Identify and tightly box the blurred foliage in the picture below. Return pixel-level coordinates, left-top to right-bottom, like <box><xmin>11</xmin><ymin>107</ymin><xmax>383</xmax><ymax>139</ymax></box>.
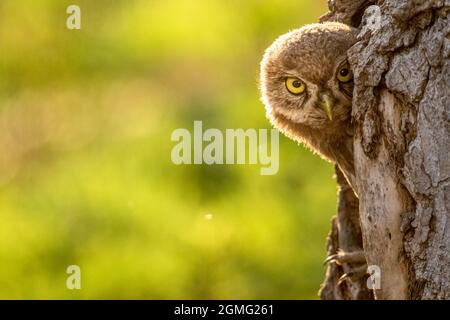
<box><xmin>0</xmin><ymin>0</ymin><xmax>335</xmax><ymax>299</ymax></box>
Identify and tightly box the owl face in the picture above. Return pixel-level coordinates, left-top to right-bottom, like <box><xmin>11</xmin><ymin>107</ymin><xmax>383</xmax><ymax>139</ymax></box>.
<box><xmin>260</xmin><ymin>22</ymin><xmax>358</xmax><ymax>130</ymax></box>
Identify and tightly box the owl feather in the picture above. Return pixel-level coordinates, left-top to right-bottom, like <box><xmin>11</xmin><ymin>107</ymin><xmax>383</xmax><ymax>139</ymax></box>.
<box><xmin>260</xmin><ymin>22</ymin><xmax>359</xmax><ymax>192</ymax></box>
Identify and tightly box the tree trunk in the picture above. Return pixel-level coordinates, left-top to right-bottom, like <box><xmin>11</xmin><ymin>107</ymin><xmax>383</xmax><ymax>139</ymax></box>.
<box><xmin>319</xmin><ymin>166</ymin><xmax>373</xmax><ymax>300</ymax></box>
<box><xmin>319</xmin><ymin>0</ymin><xmax>450</xmax><ymax>299</ymax></box>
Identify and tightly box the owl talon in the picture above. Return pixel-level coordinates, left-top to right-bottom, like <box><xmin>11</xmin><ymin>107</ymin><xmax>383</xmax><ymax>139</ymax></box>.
<box><xmin>324</xmin><ymin>250</ymin><xmax>366</xmax><ymax>266</ymax></box>
<box><xmin>337</xmin><ymin>273</ymin><xmax>350</xmax><ymax>286</ymax></box>
<box><xmin>337</xmin><ymin>264</ymin><xmax>368</xmax><ymax>286</ymax></box>
<box><xmin>325</xmin><ymin>250</ymin><xmax>368</xmax><ymax>287</ymax></box>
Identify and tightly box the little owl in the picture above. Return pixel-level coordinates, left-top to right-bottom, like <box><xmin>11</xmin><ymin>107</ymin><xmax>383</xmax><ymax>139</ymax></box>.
<box><xmin>260</xmin><ymin>22</ymin><xmax>358</xmax><ymax>191</ymax></box>
<box><xmin>259</xmin><ymin>22</ymin><xmax>367</xmax><ymax>283</ymax></box>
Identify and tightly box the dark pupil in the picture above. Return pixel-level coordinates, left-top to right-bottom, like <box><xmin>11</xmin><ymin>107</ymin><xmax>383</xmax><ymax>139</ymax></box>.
<box><xmin>340</xmin><ymin>68</ymin><xmax>349</xmax><ymax>77</ymax></box>
<box><xmin>292</xmin><ymin>80</ymin><xmax>301</xmax><ymax>88</ymax></box>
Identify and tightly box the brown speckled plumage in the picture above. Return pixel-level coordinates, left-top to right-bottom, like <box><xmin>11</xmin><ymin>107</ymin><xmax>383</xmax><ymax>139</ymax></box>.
<box><xmin>260</xmin><ymin>22</ymin><xmax>358</xmax><ymax>190</ymax></box>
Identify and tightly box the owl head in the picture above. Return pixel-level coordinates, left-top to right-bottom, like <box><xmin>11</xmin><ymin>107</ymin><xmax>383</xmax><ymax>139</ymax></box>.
<box><xmin>260</xmin><ymin>22</ymin><xmax>358</xmax><ymax>132</ymax></box>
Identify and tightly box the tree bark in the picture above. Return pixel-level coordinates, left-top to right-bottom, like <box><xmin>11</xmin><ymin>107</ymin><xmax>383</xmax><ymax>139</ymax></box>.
<box><xmin>319</xmin><ymin>166</ymin><xmax>373</xmax><ymax>300</ymax></box>
<box><xmin>319</xmin><ymin>0</ymin><xmax>450</xmax><ymax>299</ymax></box>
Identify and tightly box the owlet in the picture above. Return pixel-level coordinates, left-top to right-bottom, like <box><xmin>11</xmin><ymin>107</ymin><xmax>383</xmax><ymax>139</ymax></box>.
<box><xmin>260</xmin><ymin>22</ymin><xmax>358</xmax><ymax>190</ymax></box>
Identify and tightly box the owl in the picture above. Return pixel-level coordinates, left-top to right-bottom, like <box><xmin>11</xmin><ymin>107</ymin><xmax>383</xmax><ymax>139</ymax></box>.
<box><xmin>260</xmin><ymin>22</ymin><xmax>358</xmax><ymax>191</ymax></box>
<box><xmin>260</xmin><ymin>22</ymin><xmax>367</xmax><ymax>283</ymax></box>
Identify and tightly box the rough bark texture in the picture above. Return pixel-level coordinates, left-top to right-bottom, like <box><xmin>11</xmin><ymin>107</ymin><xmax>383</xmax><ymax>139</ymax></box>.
<box><xmin>319</xmin><ymin>167</ymin><xmax>373</xmax><ymax>300</ymax></box>
<box><xmin>320</xmin><ymin>0</ymin><xmax>449</xmax><ymax>299</ymax></box>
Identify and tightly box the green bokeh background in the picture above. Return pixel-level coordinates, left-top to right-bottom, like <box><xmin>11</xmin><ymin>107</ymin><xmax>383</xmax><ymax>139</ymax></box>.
<box><xmin>0</xmin><ymin>0</ymin><xmax>337</xmax><ymax>299</ymax></box>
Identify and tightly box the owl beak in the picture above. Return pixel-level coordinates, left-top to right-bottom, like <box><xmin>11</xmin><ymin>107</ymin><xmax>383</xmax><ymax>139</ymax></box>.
<box><xmin>319</xmin><ymin>93</ymin><xmax>334</xmax><ymax>121</ymax></box>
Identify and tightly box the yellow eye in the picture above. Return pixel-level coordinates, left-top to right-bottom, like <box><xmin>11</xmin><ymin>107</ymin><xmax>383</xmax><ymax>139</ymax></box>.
<box><xmin>285</xmin><ymin>78</ymin><xmax>306</xmax><ymax>95</ymax></box>
<box><xmin>337</xmin><ymin>63</ymin><xmax>353</xmax><ymax>83</ymax></box>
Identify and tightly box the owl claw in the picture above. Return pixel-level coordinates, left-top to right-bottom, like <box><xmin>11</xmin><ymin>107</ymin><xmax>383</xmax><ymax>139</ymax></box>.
<box><xmin>337</xmin><ymin>265</ymin><xmax>369</xmax><ymax>286</ymax></box>
<box><xmin>337</xmin><ymin>273</ymin><xmax>350</xmax><ymax>286</ymax></box>
<box><xmin>324</xmin><ymin>250</ymin><xmax>366</xmax><ymax>266</ymax></box>
<box><xmin>325</xmin><ymin>250</ymin><xmax>368</xmax><ymax>287</ymax></box>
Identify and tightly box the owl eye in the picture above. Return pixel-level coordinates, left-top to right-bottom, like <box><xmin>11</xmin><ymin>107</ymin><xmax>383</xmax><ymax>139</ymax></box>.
<box><xmin>337</xmin><ymin>63</ymin><xmax>353</xmax><ymax>83</ymax></box>
<box><xmin>285</xmin><ymin>77</ymin><xmax>306</xmax><ymax>95</ymax></box>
